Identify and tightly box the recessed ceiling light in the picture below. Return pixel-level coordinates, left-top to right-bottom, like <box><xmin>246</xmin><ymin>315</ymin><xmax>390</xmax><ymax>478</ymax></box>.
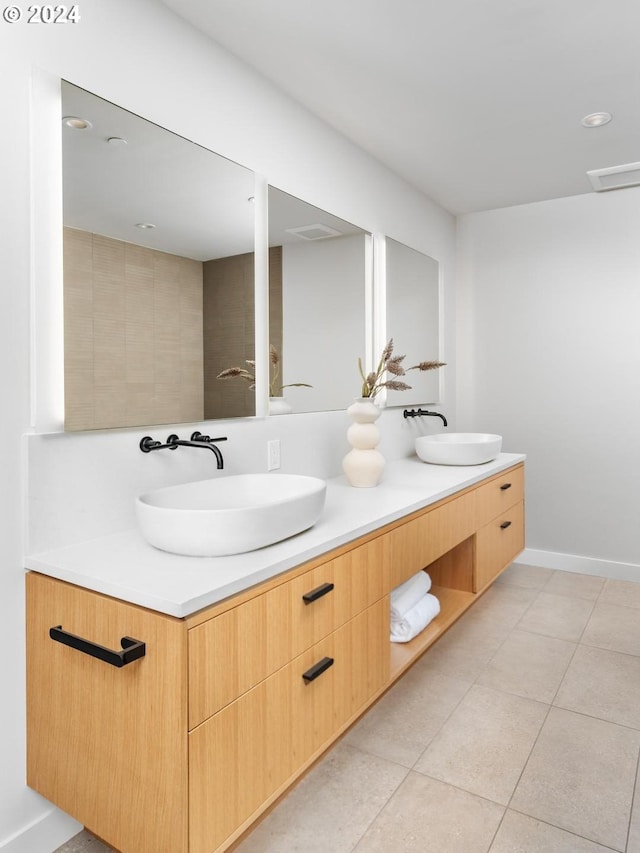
<box><xmin>135</xmin><ymin>223</ymin><xmax>156</xmax><ymax>230</ymax></box>
<box><xmin>581</xmin><ymin>112</ymin><xmax>612</xmax><ymax>128</ymax></box>
<box><xmin>107</xmin><ymin>136</ymin><xmax>128</xmax><ymax>146</ymax></box>
<box><xmin>63</xmin><ymin>115</ymin><xmax>92</xmax><ymax>130</ymax></box>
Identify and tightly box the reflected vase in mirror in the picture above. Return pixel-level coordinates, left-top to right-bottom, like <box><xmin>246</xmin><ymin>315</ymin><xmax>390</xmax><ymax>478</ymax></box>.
<box><xmin>268</xmin><ymin>397</ymin><xmax>292</xmax><ymax>415</ymax></box>
<box><xmin>342</xmin><ymin>398</ymin><xmax>385</xmax><ymax>487</ymax></box>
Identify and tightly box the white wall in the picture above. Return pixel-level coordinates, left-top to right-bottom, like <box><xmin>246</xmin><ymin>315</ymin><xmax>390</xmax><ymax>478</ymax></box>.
<box><xmin>282</xmin><ymin>234</ymin><xmax>367</xmax><ymax>413</ymax></box>
<box><xmin>457</xmin><ymin>189</ymin><xmax>640</xmax><ymax>577</ymax></box>
<box><xmin>0</xmin><ymin>2</ymin><xmax>455</xmax><ymax>850</ymax></box>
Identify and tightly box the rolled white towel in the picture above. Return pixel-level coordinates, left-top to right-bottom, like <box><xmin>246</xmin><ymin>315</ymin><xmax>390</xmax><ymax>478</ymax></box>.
<box><xmin>390</xmin><ymin>593</ymin><xmax>440</xmax><ymax>643</ymax></box>
<box><xmin>390</xmin><ymin>571</ymin><xmax>432</xmax><ymax>621</ymax></box>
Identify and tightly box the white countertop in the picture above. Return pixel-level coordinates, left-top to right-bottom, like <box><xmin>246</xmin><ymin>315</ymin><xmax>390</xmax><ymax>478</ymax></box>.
<box><xmin>25</xmin><ymin>453</ymin><xmax>525</xmax><ymax>618</ymax></box>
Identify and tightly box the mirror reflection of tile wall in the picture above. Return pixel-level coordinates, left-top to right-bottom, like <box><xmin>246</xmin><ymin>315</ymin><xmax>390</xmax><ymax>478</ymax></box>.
<box><xmin>202</xmin><ymin>247</ymin><xmax>282</xmax><ymax>419</ymax></box>
<box><xmin>64</xmin><ymin>227</ymin><xmax>204</xmax><ymax>430</ymax></box>
<box><xmin>64</xmin><ymin>229</ymin><xmax>284</xmax><ymax>429</ymax></box>
<box><xmin>62</xmin><ymin>81</ymin><xmax>256</xmax><ymax>430</ymax></box>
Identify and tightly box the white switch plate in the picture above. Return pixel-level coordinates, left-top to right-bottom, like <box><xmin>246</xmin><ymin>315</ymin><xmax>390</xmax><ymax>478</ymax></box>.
<box><xmin>267</xmin><ymin>439</ymin><xmax>281</xmax><ymax>471</ymax></box>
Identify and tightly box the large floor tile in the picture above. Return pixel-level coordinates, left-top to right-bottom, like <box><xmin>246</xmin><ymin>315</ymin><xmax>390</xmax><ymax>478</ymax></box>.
<box><xmin>599</xmin><ymin>578</ymin><xmax>640</xmax><ymax>611</ymax></box>
<box><xmin>581</xmin><ymin>601</ymin><xmax>640</xmax><ymax>656</ymax></box>
<box><xmin>420</xmin><ymin>612</ymin><xmax>511</xmax><ymax>682</ymax></box>
<box><xmin>489</xmin><ymin>810</ymin><xmax>616</xmax><ymax>853</ymax></box>
<box><xmin>469</xmin><ymin>583</ymin><xmax>539</xmax><ymax>629</ymax></box>
<box><xmin>516</xmin><ymin>591</ymin><xmax>594</xmax><ymax>642</ymax></box>
<box><xmin>354</xmin><ymin>772</ymin><xmax>504</xmax><ymax>853</ymax></box>
<box><xmin>542</xmin><ymin>570</ymin><xmax>605</xmax><ymax>601</ymax></box>
<box><xmin>414</xmin><ymin>684</ymin><xmax>548</xmax><ymax>805</ymax></box>
<box><xmin>495</xmin><ymin>562</ymin><xmax>554</xmax><ymax>590</ymax></box>
<box><xmin>476</xmin><ymin>628</ymin><xmax>576</xmax><ymax>703</ymax></box>
<box><xmin>54</xmin><ymin>832</ymin><xmax>114</xmax><ymax>852</ymax></box>
<box><xmin>511</xmin><ymin>707</ymin><xmax>640</xmax><ymax>851</ymax></box>
<box><xmin>234</xmin><ymin>742</ymin><xmax>408</xmax><ymax>853</ymax></box>
<box><xmin>343</xmin><ymin>665</ymin><xmax>470</xmax><ymax>767</ymax></box>
<box><xmin>629</xmin><ymin>761</ymin><xmax>640</xmax><ymax>853</ymax></box>
<box><xmin>554</xmin><ymin>644</ymin><xmax>640</xmax><ymax>729</ymax></box>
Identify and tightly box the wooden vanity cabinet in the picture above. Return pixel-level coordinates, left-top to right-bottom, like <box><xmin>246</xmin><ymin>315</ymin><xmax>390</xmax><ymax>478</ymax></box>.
<box><xmin>474</xmin><ymin>466</ymin><xmax>525</xmax><ymax>591</ymax></box>
<box><xmin>188</xmin><ymin>599</ymin><xmax>389</xmax><ymax>853</ymax></box>
<box><xmin>26</xmin><ymin>462</ymin><xmax>524</xmax><ymax>853</ymax></box>
<box><xmin>26</xmin><ymin>573</ymin><xmax>189</xmax><ymax>853</ymax></box>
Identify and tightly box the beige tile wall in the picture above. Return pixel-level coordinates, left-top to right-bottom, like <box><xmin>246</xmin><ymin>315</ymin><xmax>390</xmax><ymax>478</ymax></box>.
<box><xmin>202</xmin><ymin>246</ymin><xmax>282</xmax><ymax>419</ymax></box>
<box><xmin>64</xmin><ymin>227</ymin><xmax>204</xmax><ymax>430</ymax></box>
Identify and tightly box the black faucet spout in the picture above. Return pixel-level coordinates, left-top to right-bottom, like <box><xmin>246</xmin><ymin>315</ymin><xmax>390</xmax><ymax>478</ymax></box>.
<box><xmin>403</xmin><ymin>408</ymin><xmax>448</xmax><ymax>427</ymax></box>
<box><xmin>140</xmin><ymin>433</ymin><xmax>227</xmax><ymax>468</ymax></box>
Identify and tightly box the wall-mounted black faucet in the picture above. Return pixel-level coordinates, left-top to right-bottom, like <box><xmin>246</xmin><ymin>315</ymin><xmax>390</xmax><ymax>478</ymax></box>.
<box><xmin>403</xmin><ymin>409</ymin><xmax>448</xmax><ymax>427</ymax></box>
<box><xmin>139</xmin><ymin>431</ymin><xmax>227</xmax><ymax>469</ymax></box>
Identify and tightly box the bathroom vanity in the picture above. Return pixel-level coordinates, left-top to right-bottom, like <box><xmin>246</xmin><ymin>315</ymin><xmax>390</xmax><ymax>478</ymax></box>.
<box><xmin>26</xmin><ymin>458</ymin><xmax>524</xmax><ymax>853</ymax></box>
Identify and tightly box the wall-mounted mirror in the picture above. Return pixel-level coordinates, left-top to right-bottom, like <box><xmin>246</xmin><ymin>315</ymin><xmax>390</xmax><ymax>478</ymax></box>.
<box><xmin>61</xmin><ymin>82</ymin><xmax>256</xmax><ymax>431</ymax></box>
<box><xmin>384</xmin><ymin>238</ymin><xmax>441</xmax><ymax>407</ymax></box>
<box><xmin>268</xmin><ymin>187</ymin><xmax>371</xmax><ymax>413</ymax></box>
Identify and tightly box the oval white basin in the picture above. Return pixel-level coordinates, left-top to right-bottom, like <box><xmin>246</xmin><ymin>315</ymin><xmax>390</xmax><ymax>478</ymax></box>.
<box><xmin>415</xmin><ymin>433</ymin><xmax>502</xmax><ymax>466</ymax></box>
<box><xmin>136</xmin><ymin>473</ymin><xmax>327</xmax><ymax>557</ymax></box>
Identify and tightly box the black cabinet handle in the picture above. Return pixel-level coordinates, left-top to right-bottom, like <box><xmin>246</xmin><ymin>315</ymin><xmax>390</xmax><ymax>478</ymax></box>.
<box><xmin>500</xmin><ymin>483</ymin><xmax>512</xmax><ymax>491</ymax></box>
<box><xmin>49</xmin><ymin>625</ymin><xmax>146</xmax><ymax>668</ymax></box>
<box><xmin>500</xmin><ymin>520</ymin><xmax>512</xmax><ymax>530</ymax></box>
<box><xmin>302</xmin><ymin>656</ymin><xmax>334</xmax><ymax>683</ymax></box>
<box><xmin>302</xmin><ymin>582</ymin><xmax>335</xmax><ymax>605</ymax></box>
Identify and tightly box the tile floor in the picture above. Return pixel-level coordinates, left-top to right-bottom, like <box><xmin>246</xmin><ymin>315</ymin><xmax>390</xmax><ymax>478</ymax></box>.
<box><xmin>54</xmin><ymin>564</ymin><xmax>640</xmax><ymax>853</ymax></box>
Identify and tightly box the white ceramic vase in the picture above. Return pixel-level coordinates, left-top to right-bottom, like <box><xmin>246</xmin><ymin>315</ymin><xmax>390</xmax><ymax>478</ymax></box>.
<box><xmin>342</xmin><ymin>397</ymin><xmax>385</xmax><ymax>487</ymax></box>
<box><xmin>269</xmin><ymin>396</ymin><xmax>292</xmax><ymax>415</ymax></box>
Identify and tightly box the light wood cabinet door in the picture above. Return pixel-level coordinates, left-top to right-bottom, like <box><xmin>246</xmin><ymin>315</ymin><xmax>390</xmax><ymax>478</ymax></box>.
<box><xmin>475</xmin><ymin>500</ymin><xmax>525</xmax><ymax>591</ymax></box>
<box><xmin>288</xmin><ymin>535</ymin><xmax>389</xmax><ymax>658</ymax></box>
<box><xmin>188</xmin><ymin>536</ymin><xmax>388</xmax><ymax>728</ymax></box>
<box><xmin>188</xmin><ymin>599</ymin><xmax>389</xmax><ymax>853</ymax></box>
<box><xmin>388</xmin><ymin>491</ymin><xmax>476</xmax><ymax>589</ymax></box>
<box><xmin>188</xmin><ymin>580</ymin><xmax>293</xmax><ymax>729</ymax></box>
<box><xmin>474</xmin><ymin>464</ymin><xmax>524</xmax><ymax>528</ymax></box>
<box><xmin>26</xmin><ymin>573</ymin><xmax>188</xmax><ymax>853</ymax></box>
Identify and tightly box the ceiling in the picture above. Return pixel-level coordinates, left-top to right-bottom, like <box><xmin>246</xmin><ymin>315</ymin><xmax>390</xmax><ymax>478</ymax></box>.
<box><xmin>62</xmin><ymin>83</ymin><xmax>363</xmax><ymax>258</ymax></box>
<box><xmin>159</xmin><ymin>0</ymin><xmax>640</xmax><ymax>214</ymax></box>
<box><xmin>62</xmin><ymin>82</ymin><xmax>255</xmax><ymax>260</ymax></box>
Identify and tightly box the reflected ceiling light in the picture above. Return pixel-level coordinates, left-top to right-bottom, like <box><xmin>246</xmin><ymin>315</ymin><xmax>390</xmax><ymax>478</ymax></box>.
<box><xmin>63</xmin><ymin>115</ymin><xmax>92</xmax><ymax>130</ymax></box>
<box><xmin>107</xmin><ymin>136</ymin><xmax>128</xmax><ymax>146</ymax></box>
<box><xmin>135</xmin><ymin>223</ymin><xmax>156</xmax><ymax>229</ymax></box>
<box><xmin>581</xmin><ymin>112</ymin><xmax>612</xmax><ymax>128</ymax></box>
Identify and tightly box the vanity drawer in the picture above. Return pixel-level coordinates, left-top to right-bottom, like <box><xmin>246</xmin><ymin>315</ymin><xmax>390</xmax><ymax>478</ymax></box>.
<box><xmin>388</xmin><ymin>490</ymin><xmax>476</xmax><ymax>590</ymax></box>
<box><xmin>474</xmin><ymin>464</ymin><xmax>524</xmax><ymax>528</ymax></box>
<box><xmin>188</xmin><ymin>536</ymin><xmax>388</xmax><ymax>728</ymax></box>
<box><xmin>288</xmin><ymin>535</ymin><xmax>388</xmax><ymax>658</ymax></box>
<box><xmin>475</xmin><ymin>500</ymin><xmax>525</xmax><ymax>591</ymax></box>
<box><xmin>188</xmin><ymin>599</ymin><xmax>389</xmax><ymax>853</ymax></box>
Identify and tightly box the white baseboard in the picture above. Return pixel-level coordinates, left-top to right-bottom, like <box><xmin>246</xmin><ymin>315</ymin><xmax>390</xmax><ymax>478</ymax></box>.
<box><xmin>518</xmin><ymin>548</ymin><xmax>640</xmax><ymax>582</ymax></box>
<box><xmin>0</xmin><ymin>808</ymin><xmax>81</xmax><ymax>853</ymax></box>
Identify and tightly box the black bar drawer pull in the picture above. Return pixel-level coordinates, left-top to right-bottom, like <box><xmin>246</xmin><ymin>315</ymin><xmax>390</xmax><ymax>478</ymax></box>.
<box><xmin>500</xmin><ymin>520</ymin><xmax>512</xmax><ymax>530</ymax></box>
<box><xmin>302</xmin><ymin>656</ymin><xmax>334</xmax><ymax>683</ymax></box>
<box><xmin>499</xmin><ymin>483</ymin><xmax>512</xmax><ymax>491</ymax></box>
<box><xmin>302</xmin><ymin>582</ymin><xmax>334</xmax><ymax>605</ymax></box>
<box><xmin>49</xmin><ymin>625</ymin><xmax>146</xmax><ymax>668</ymax></box>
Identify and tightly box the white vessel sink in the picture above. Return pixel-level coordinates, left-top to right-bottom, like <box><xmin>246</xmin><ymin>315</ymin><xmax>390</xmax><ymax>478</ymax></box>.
<box><xmin>415</xmin><ymin>433</ymin><xmax>502</xmax><ymax>466</ymax></box>
<box><xmin>136</xmin><ymin>473</ymin><xmax>327</xmax><ymax>557</ymax></box>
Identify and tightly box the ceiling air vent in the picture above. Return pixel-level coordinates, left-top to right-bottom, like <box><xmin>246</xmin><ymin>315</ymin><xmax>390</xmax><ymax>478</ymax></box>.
<box><xmin>587</xmin><ymin>162</ymin><xmax>640</xmax><ymax>192</ymax></box>
<box><xmin>284</xmin><ymin>223</ymin><xmax>342</xmax><ymax>240</ymax></box>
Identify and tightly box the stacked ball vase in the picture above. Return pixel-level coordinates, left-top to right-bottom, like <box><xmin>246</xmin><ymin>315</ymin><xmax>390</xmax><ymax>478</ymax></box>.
<box><xmin>342</xmin><ymin>397</ymin><xmax>385</xmax><ymax>487</ymax></box>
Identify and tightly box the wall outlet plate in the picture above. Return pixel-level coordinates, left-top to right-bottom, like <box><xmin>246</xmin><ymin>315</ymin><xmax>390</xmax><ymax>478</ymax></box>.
<box><xmin>267</xmin><ymin>439</ymin><xmax>280</xmax><ymax>471</ymax></box>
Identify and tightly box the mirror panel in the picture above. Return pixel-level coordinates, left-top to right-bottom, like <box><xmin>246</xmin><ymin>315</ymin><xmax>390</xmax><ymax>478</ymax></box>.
<box><xmin>62</xmin><ymin>82</ymin><xmax>256</xmax><ymax>430</ymax></box>
<box><xmin>384</xmin><ymin>238</ymin><xmax>441</xmax><ymax>407</ymax></box>
<box><xmin>268</xmin><ymin>187</ymin><xmax>370</xmax><ymax>413</ymax></box>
